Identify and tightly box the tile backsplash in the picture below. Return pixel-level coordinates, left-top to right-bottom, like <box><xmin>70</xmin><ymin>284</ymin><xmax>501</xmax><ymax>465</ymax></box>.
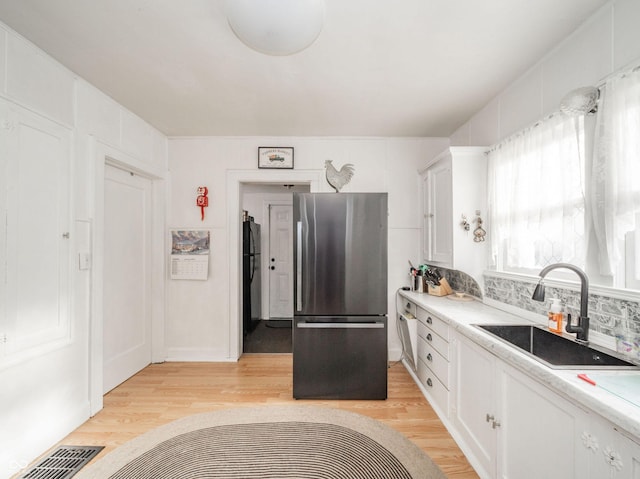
<box><xmin>429</xmin><ymin>265</ymin><xmax>483</xmax><ymax>299</ymax></box>
<box><xmin>483</xmin><ymin>273</ymin><xmax>640</xmax><ymax>341</ymax></box>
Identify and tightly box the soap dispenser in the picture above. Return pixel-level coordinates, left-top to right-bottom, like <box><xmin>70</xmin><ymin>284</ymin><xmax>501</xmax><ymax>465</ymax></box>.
<box><xmin>548</xmin><ymin>298</ymin><xmax>563</xmax><ymax>333</ymax></box>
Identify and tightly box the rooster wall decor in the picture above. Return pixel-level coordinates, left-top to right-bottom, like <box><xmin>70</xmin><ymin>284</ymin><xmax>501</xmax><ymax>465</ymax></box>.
<box><xmin>325</xmin><ymin>160</ymin><xmax>355</xmax><ymax>192</ymax></box>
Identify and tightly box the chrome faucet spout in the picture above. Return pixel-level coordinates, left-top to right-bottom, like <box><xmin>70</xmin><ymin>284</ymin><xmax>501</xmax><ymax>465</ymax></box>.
<box><xmin>531</xmin><ymin>263</ymin><xmax>590</xmax><ymax>342</ymax></box>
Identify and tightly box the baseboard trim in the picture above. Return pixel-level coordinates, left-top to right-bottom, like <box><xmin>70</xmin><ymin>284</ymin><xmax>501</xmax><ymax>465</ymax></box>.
<box><xmin>165</xmin><ymin>347</ymin><xmax>237</xmax><ymax>362</ymax></box>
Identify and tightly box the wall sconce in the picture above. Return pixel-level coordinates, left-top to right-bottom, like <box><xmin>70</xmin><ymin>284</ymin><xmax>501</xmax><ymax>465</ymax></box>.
<box><xmin>223</xmin><ymin>0</ymin><xmax>326</xmax><ymax>56</ymax></box>
<box><xmin>196</xmin><ymin>186</ymin><xmax>208</xmax><ymax>221</ymax></box>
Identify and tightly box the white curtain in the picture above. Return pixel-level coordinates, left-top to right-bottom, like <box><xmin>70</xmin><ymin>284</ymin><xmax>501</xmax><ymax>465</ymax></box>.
<box><xmin>591</xmin><ymin>70</ymin><xmax>640</xmax><ymax>276</ymax></box>
<box><xmin>488</xmin><ymin>113</ymin><xmax>586</xmax><ymax>270</ymax></box>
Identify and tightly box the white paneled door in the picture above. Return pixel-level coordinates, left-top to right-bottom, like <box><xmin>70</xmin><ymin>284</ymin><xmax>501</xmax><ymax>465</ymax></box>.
<box><xmin>268</xmin><ymin>204</ymin><xmax>294</xmax><ymax>318</ymax></box>
<box><xmin>103</xmin><ymin>164</ymin><xmax>152</xmax><ymax>393</ymax></box>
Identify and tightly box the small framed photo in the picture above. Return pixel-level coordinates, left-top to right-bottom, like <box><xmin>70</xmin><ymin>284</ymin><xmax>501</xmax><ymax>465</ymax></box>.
<box><xmin>258</xmin><ymin>147</ymin><xmax>294</xmax><ymax>169</ymax></box>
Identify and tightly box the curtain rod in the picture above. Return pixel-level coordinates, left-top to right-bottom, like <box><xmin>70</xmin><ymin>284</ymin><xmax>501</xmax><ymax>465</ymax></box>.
<box><xmin>596</xmin><ymin>59</ymin><xmax>640</xmax><ymax>89</ymax></box>
<box><xmin>485</xmin><ymin>112</ymin><xmax>558</xmax><ymax>154</ymax></box>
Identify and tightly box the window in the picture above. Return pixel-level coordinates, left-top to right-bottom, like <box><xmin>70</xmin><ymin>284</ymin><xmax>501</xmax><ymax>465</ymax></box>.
<box><xmin>488</xmin><ymin>113</ymin><xmax>586</xmax><ymax>275</ymax></box>
<box><xmin>591</xmin><ymin>69</ymin><xmax>640</xmax><ymax>287</ymax></box>
<box><xmin>488</xmin><ymin>68</ymin><xmax>640</xmax><ymax>290</ymax></box>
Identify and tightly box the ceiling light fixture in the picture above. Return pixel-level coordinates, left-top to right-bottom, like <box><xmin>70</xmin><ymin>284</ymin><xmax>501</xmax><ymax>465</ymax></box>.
<box><xmin>223</xmin><ymin>0</ymin><xmax>326</xmax><ymax>56</ymax></box>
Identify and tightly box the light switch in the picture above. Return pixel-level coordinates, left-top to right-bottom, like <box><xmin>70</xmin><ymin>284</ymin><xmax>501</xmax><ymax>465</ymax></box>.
<box><xmin>79</xmin><ymin>252</ymin><xmax>91</xmax><ymax>270</ymax></box>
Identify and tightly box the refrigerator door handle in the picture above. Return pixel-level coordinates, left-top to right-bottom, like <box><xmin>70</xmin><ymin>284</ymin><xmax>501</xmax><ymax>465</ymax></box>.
<box><xmin>296</xmin><ymin>221</ymin><xmax>303</xmax><ymax>312</ymax></box>
<box><xmin>297</xmin><ymin>322</ymin><xmax>385</xmax><ymax>329</ymax></box>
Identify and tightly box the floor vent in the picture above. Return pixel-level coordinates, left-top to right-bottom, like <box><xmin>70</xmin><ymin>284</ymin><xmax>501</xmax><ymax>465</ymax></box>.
<box><xmin>19</xmin><ymin>445</ymin><xmax>104</xmax><ymax>479</ymax></box>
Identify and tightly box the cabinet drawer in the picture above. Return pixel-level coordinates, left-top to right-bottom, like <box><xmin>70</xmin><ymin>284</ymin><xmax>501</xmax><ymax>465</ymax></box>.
<box><xmin>417</xmin><ymin>321</ymin><xmax>449</xmax><ymax>360</ymax></box>
<box><xmin>417</xmin><ymin>308</ymin><xmax>449</xmax><ymax>340</ymax></box>
<box><xmin>402</xmin><ymin>300</ymin><xmax>417</xmax><ymax>317</ymax></box>
<box><xmin>417</xmin><ymin>337</ymin><xmax>449</xmax><ymax>388</ymax></box>
<box><xmin>417</xmin><ymin>358</ymin><xmax>449</xmax><ymax>415</ymax></box>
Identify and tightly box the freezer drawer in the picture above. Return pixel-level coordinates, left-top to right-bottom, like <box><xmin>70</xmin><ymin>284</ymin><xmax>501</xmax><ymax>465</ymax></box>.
<box><xmin>293</xmin><ymin>316</ymin><xmax>388</xmax><ymax>399</ymax></box>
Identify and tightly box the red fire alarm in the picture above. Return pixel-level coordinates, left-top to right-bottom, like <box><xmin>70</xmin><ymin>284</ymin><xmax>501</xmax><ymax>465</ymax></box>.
<box><xmin>196</xmin><ymin>186</ymin><xmax>208</xmax><ymax>221</ymax></box>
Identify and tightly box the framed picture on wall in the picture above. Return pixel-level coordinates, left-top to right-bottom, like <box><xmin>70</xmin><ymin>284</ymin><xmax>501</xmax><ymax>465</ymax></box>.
<box><xmin>258</xmin><ymin>147</ymin><xmax>294</xmax><ymax>169</ymax></box>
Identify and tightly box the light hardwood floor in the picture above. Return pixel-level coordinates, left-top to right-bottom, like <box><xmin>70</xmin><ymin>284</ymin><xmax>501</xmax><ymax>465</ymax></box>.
<box><xmin>54</xmin><ymin>355</ymin><xmax>479</xmax><ymax>478</ymax></box>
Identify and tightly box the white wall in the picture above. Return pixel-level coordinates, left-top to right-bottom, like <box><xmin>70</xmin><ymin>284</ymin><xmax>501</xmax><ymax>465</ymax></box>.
<box><xmin>167</xmin><ymin>137</ymin><xmax>449</xmax><ymax>362</ymax></box>
<box><xmin>0</xmin><ymin>23</ymin><xmax>168</xmax><ymax>479</ymax></box>
<box><xmin>451</xmin><ymin>0</ymin><xmax>640</xmax><ymax>148</ymax></box>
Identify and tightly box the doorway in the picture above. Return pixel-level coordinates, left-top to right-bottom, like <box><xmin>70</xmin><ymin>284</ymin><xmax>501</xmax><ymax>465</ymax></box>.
<box><xmin>240</xmin><ymin>184</ymin><xmax>309</xmax><ymax>353</ymax></box>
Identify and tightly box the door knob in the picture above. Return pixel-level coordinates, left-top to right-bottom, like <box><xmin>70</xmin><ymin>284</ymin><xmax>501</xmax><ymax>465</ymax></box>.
<box><xmin>270</xmin><ymin>266</ymin><xmax>275</xmax><ymax>270</ymax></box>
<box><xmin>271</xmin><ymin>258</ymin><xmax>275</xmax><ymax>262</ymax></box>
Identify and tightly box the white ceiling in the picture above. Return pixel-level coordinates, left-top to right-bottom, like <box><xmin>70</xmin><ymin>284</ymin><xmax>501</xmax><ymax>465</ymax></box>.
<box><xmin>0</xmin><ymin>0</ymin><xmax>609</xmax><ymax>137</ymax></box>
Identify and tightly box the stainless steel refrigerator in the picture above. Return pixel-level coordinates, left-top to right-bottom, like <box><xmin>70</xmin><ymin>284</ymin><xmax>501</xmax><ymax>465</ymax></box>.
<box><xmin>293</xmin><ymin>192</ymin><xmax>388</xmax><ymax>399</ymax></box>
<box><xmin>242</xmin><ymin>216</ymin><xmax>261</xmax><ymax>336</ymax></box>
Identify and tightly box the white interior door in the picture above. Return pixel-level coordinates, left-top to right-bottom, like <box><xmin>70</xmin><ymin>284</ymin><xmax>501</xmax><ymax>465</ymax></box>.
<box><xmin>268</xmin><ymin>204</ymin><xmax>294</xmax><ymax>318</ymax></box>
<box><xmin>103</xmin><ymin>164</ymin><xmax>152</xmax><ymax>393</ymax></box>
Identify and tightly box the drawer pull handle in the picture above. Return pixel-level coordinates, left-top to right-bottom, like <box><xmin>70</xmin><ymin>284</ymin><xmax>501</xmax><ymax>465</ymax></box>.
<box><xmin>426</xmin><ymin>353</ymin><xmax>433</xmax><ymax>362</ymax></box>
<box><xmin>426</xmin><ymin>333</ymin><xmax>432</xmax><ymax>342</ymax></box>
<box><xmin>426</xmin><ymin>378</ymin><xmax>433</xmax><ymax>387</ymax></box>
<box><xmin>427</xmin><ymin>316</ymin><xmax>433</xmax><ymax>324</ymax></box>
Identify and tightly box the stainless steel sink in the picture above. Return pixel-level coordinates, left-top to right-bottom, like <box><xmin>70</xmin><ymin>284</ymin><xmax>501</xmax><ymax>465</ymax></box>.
<box><xmin>475</xmin><ymin>324</ymin><xmax>639</xmax><ymax>369</ymax></box>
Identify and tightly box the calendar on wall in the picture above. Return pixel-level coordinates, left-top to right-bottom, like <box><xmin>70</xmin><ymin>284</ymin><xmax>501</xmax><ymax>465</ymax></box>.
<box><xmin>170</xmin><ymin>230</ymin><xmax>210</xmax><ymax>280</ymax></box>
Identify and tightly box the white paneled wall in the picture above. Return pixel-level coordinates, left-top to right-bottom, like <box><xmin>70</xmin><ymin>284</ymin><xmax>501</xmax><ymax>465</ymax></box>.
<box><xmin>5</xmin><ymin>33</ymin><xmax>75</xmax><ymax>126</ymax></box>
<box><xmin>76</xmin><ymin>81</ymin><xmax>123</xmax><ymax>145</ymax></box>
<box><xmin>614</xmin><ymin>0</ymin><xmax>640</xmax><ymax>69</ymax></box>
<box><xmin>167</xmin><ymin>136</ymin><xmax>449</xmax><ymax>362</ymax></box>
<box><xmin>0</xmin><ymin>22</ymin><xmax>168</xmax><ymax>479</ymax></box>
<box><xmin>0</xmin><ymin>27</ymin><xmax>6</xmax><ymax>93</ymax></box>
<box><xmin>451</xmin><ymin>0</ymin><xmax>640</xmax><ymax>147</ymax></box>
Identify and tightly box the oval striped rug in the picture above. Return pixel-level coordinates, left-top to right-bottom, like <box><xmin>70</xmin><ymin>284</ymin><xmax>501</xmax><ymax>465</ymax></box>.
<box><xmin>75</xmin><ymin>406</ymin><xmax>446</xmax><ymax>479</ymax></box>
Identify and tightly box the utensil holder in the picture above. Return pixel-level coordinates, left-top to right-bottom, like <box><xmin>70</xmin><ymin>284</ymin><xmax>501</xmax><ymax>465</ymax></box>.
<box><xmin>428</xmin><ymin>278</ymin><xmax>453</xmax><ymax>296</ymax></box>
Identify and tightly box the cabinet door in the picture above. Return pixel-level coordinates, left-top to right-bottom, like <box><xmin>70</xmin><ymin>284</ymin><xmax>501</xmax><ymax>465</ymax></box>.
<box><xmin>453</xmin><ymin>334</ymin><xmax>497</xmax><ymax>478</ymax></box>
<box><xmin>498</xmin><ymin>363</ymin><xmax>585</xmax><ymax>479</ymax></box>
<box><xmin>614</xmin><ymin>430</ymin><xmax>640</xmax><ymax>479</ymax></box>
<box><xmin>421</xmin><ymin>172</ymin><xmax>430</xmax><ymax>262</ymax></box>
<box><xmin>1</xmin><ymin>99</ymin><xmax>71</xmax><ymax>356</ymax></box>
<box><xmin>0</xmin><ymin>100</ymin><xmax>7</xmax><ymax>356</ymax></box>
<box><xmin>582</xmin><ymin>413</ymin><xmax>640</xmax><ymax>479</ymax></box>
<box><xmin>425</xmin><ymin>159</ymin><xmax>452</xmax><ymax>265</ymax></box>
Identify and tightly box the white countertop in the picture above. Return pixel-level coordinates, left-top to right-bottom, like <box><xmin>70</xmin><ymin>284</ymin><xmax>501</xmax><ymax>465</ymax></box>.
<box><xmin>399</xmin><ymin>290</ymin><xmax>640</xmax><ymax>440</ymax></box>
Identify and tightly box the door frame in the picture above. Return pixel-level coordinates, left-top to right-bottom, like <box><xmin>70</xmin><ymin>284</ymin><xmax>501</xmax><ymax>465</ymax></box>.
<box><xmin>227</xmin><ymin>170</ymin><xmax>322</xmax><ymax>360</ymax></box>
<box><xmin>89</xmin><ymin>138</ymin><xmax>166</xmax><ymax>415</ymax></box>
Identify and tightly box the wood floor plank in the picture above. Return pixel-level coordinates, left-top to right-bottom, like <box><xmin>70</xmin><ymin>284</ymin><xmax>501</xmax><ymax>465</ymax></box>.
<box><xmin>49</xmin><ymin>355</ymin><xmax>479</xmax><ymax>478</ymax></box>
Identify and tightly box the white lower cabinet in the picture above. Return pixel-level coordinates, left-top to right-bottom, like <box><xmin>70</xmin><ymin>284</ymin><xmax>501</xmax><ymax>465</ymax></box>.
<box><xmin>452</xmin><ymin>333</ymin><xmax>587</xmax><ymax>479</ymax></box>
<box><xmin>415</xmin><ymin>307</ymin><xmax>450</xmax><ymax>417</ymax></box>
<box><xmin>451</xmin><ymin>333</ymin><xmax>496</xmax><ymax>477</ymax></box>
<box><xmin>399</xmin><ymin>297</ymin><xmax>640</xmax><ymax>479</ymax></box>
<box><xmin>497</xmin><ymin>363</ymin><xmax>586</xmax><ymax>479</ymax></box>
<box><xmin>580</xmin><ymin>411</ymin><xmax>640</xmax><ymax>479</ymax></box>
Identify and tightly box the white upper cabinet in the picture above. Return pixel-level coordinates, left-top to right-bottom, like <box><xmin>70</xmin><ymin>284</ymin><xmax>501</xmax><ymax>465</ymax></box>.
<box><xmin>421</xmin><ymin>147</ymin><xmax>487</xmax><ymax>282</ymax></box>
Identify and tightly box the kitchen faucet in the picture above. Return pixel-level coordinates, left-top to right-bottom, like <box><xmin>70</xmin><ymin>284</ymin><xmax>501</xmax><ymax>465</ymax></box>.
<box><xmin>531</xmin><ymin>263</ymin><xmax>590</xmax><ymax>343</ymax></box>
